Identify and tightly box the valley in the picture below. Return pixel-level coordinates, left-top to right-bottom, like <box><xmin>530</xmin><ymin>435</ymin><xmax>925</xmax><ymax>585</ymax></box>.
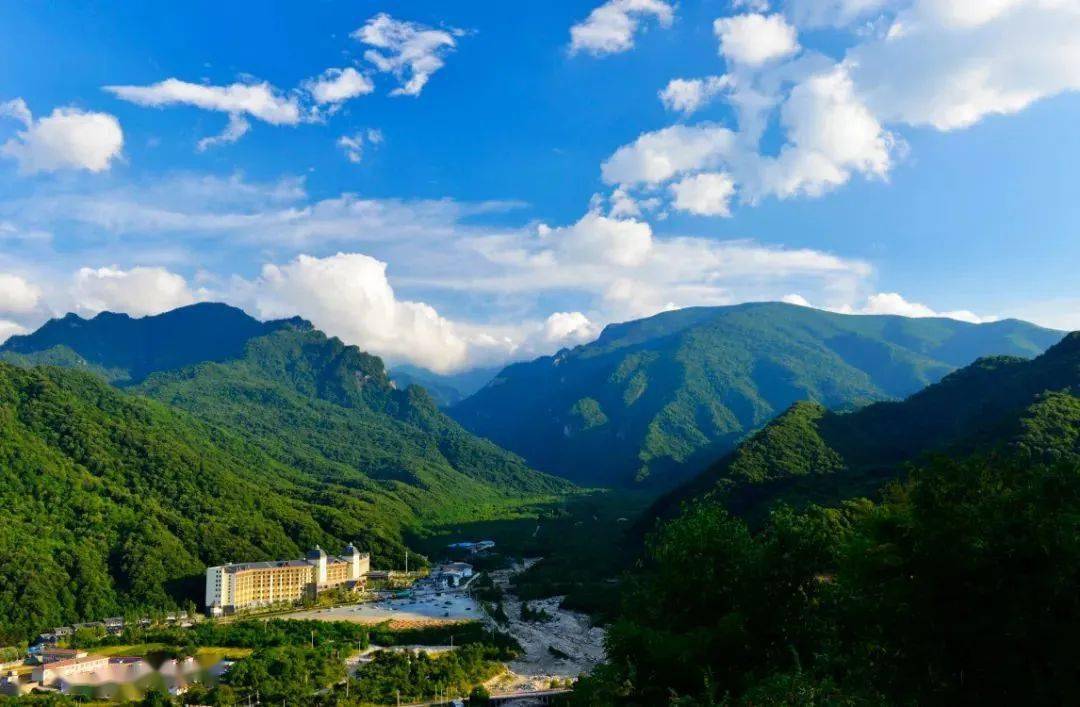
<box><xmin>0</xmin><ymin>302</ymin><xmax>1077</xmax><ymax>705</ymax></box>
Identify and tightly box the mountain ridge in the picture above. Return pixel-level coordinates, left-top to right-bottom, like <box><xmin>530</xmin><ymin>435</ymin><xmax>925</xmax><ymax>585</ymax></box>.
<box><xmin>451</xmin><ymin>301</ymin><xmax>1063</xmax><ymax>489</ymax></box>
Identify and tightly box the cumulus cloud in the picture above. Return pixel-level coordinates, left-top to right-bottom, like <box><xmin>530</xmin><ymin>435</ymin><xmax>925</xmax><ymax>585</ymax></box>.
<box><xmin>602</xmin><ymin>123</ymin><xmax>737</xmax><ymax>185</ymax></box>
<box><xmin>250</xmin><ymin>252</ymin><xmax>469</xmax><ymax>373</ymax></box>
<box><xmin>714</xmin><ymin>13</ymin><xmax>800</xmax><ymax>66</ymax></box>
<box><xmin>540</xmin><ymin>211</ymin><xmax>654</xmax><ymax>268</ymax></box>
<box><xmin>856</xmin><ymin>291</ymin><xmax>992</xmax><ymax>323</ymax></box>
<box><xmin>352</xmin><ymin>13</ymin><xmax>461</xmax><ymax>96</ymax></box>
<box><xmin>747</xmin><ymin>65</ymin><xmax>894</xmax><ymax>200</ymax></box>
<box><xmin>849</xmin><ymin>0</ymin><xmax>1080</xmax><ymax>130</ymax></box>
<box><xmin>73</xmin><ymin>265</ymin><xmax>196</xmax><ymax>317</ymax></box>
<box><xmin>670</xmin><ymin>172</ymin><xmax>736</xmax><ymax>216</ymax></box>
<box><xmin>303</xmin><ymin>67</ymin><xmax>374</xmax><ymax>105</ymax></box>
<box><xmin>0</xmin><ymin>99</ymin><xmax>123</xmax><ymax>174</ymax></box>
<box><xmin>540</xmin><ymin>311</ymin><xmax>601</xmax><ymax>347</ymax></box>
<box><xmin>659</xmin><ymin>76</ymin><xmax>731</xmax><ymax>114</ymax></box>
<box><xmin>569</xmin><ymin>0</ymin><xmax>675</xmax><ymax>56</ymax></box>
<box><xmin>0</xmin><ymin>273</ymin><xmax>41</xmax><ymax>315</ymax></box>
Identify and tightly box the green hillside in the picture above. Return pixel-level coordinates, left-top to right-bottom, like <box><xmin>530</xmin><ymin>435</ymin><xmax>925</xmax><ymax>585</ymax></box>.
<box><xmin>134</xmin><ymin>322</ymin><xmax>569</xmax><ymax>508</ymax></box>
<box><xmin>576</xmin><ymin>334</ymin><xmax>1080</xmax><ymax>705</ymax></box>
<box><xmin>0</xmin><ymin>308</ymin><xmax>570</xmax><ymax>642</ymax></box>
<box><xmin>660</xmin><ymin>331</ymin><xmax>1080</xmax><ymax>522</ymax></box>
<box><xmin>0</xmin><ymin>362</ymin><xmax>417</xmax><ymax>643</ymax></box>
<box><xmin>452</xmin><ymin>302</ymin><xmax>1062</xmax><ymax>489</ymax></box>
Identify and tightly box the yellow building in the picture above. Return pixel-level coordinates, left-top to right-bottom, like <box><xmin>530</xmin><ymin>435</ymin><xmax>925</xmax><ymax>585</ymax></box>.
<box><xmin>205</xmin><ymin>545</ymin><xmax>370</xmax><ymax>614</ymax></box>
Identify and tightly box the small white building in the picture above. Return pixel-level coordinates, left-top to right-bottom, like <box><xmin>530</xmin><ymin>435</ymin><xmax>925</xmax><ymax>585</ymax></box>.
<box><xmin>32</xmin><ymin>655</ymin><xmax>110</xmax><ymax>686</ymax></box>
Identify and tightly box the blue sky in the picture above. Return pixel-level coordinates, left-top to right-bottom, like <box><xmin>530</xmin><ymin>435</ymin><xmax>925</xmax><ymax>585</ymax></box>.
<box><xmin>0</xmin><ymin>0</ymin><xmax>1078</xmax><ymax>372</ymax></box>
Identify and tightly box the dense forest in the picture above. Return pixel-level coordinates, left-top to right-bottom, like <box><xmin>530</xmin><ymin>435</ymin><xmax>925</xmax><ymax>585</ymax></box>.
<box><xmin>452</xmin><ymin>302</ymin><xmax>1060</xmax><ymax>489</ymax></box>
<box><xmin>574</xmin><ymin>333</ymin><xmax>1080</xmax><ymax>703</ymax></box>
<box><xmin>0</xmin><ymin>306</ymin><xmax>569</xmax><ymax>642</ymax></box>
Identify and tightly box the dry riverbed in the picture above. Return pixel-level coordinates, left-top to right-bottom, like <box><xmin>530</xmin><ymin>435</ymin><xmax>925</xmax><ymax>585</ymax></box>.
<box><xmin>483</xmin><ymin>560</ymin><xmax>606</xmax><ymax>693</ymax></box>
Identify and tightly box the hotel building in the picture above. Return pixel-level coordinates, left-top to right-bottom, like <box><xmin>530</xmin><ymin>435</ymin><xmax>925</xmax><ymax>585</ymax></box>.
<box><xmin>205</xmin><ymin>545</ymin><xmax>370</xmax><ymax>615</ymax></box>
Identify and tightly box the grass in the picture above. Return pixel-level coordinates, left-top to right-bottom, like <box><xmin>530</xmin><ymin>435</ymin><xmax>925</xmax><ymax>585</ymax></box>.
<box><xmin>90</xmin><ymin>643</ymin><xmax>253</xmax><ymax>665</ymax></box>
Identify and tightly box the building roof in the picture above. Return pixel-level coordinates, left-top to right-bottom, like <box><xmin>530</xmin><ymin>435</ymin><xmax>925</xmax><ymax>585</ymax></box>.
<box><xmin>39</xmin><ymin>655</ymin><xmax>108</xmax><ymax>670</ymax></box>
<box><xmin>216</xmin><ymin>546</ymin><xmax>369</xmax><ymax>574</ymax></box>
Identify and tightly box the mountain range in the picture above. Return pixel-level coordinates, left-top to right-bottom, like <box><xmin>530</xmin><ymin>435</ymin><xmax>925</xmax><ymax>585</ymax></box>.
<box><xmin>0</xmin><ymin>304</ymin><xmax>567</xmax><ymax>642</ymax></box>
<box><xmin>450</xmin><ymin>302</ymin><xmax>1063</xmax><ymax>489</ymax></box>
<box><xmin>655</xmin><ymin>329</ymin><xmax>1080</xmax><ymax>524</ymax></box>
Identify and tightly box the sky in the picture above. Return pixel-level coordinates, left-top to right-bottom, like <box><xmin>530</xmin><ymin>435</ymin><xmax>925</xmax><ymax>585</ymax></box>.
<box><xmin>0</xmin><ymin>0</ymin><xmax>1078</xmax><ymax>373</ymax></box>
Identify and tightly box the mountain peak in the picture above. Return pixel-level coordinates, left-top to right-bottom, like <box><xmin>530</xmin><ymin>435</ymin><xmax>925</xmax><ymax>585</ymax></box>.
<box><xmin>1</xmin><ymin>302</ymin><xmax>280</xmax><ymax>384</ymax></box>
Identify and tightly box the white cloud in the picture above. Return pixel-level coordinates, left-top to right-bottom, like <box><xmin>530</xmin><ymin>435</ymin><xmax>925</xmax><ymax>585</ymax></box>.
<box><xmin>848</xmin><ymin>0</ymin><xmax>1080</xmax><ymax>130</ymax></box>
<box><xmin>352</xmin><ymin>13</ymin><xmax>461</xmax><ymax>96</ymax></box>
<box><xmin>541</xmin><ymin>211</ymin><xmax>654</xmax><ymax>268</ymax></box>
<box><xmin>659</xmin><ymin>76</ymin><xmax>731</xmax><ymax>114</ymax></box>
<box><xmin>569</xmin><ymin>0</ymin><xmax>675</xmax><ymax>56</ymax></box>
<box><xmin>748</xmin><ymin>65</ymin><xmax>894</xmax><ymax>200</ymax></box>
<box><xmin>606</xmin><ymin>63</ymin><xmax>894</xmax><ymax>204</ymax></box>
<box><xmin>0</xmin><ymin>273</ymin><xmax>41</xmax><ymax>315</ymax></box>
<box><xmin>337</xmin><ymin>134</ymin><xmax>365</xmax><ymax>164</ymax></box>
<box><xmin>602</xmin><ymin>123</ymin><xmax>737</xmax><ymax>185</ymax></box>
<box><xmin>336</xmin><ymin>129</ymin><xmax>382</xmax><ymax>164</ymax></box>
<box><xmin>303</xmin><ymin>67</ymin><xmax>374</xmax><ymax>105</ymax></box>
<box><xmin>854</xmin><ymin>291</ymin><xmax>992</xmax><ymax>323</ymax></box>
<box><xmin>0</xmin><ymin>99</ymin><xmax>123</xmax><ymax>174</ymax></box>
<box><xmin>781</xmin><ymin>293</ymin><xmax>812</xmax><ymax>307</ymax></box>
<box><xmin>540</xmin><ymin>311</ymin><xmax>601</xmax><ymax>347</ymax></box>
<box><xmin>670</xmin><ymin>172</ymin><xmax>736</xmax><ymax>215</ymax></box>
<box><xmin>104</xmin><ymin>78</ymin><xmax>305</xmax><ymax>150</ymax></box>
<box><xmin>197</xmin><ymin>114</ymin><xmax>250</xmax><ymax>151</ymax></box>
<box><xmin>250</xmin><ymin>252</ymin><xmax>470</xmax><ymax>373</ymax></box>
<box><xmin>0</xmin><ymin>319</ymin><xmax>26</xmax><ymax>344</ymax></box>
<box><xmin>73</xmin><ymin>265</ymin><xmax>196</xmax><ymax>317</ymax></box>
<box><xmin>714</xmin><ymin>13</ymin><xmax>800</xmax><ymax>67</ymax></box>
<box><xmin>105</xmin><ymin>79</ymin><xmax>302</xmax><ymax>124</ymax></box>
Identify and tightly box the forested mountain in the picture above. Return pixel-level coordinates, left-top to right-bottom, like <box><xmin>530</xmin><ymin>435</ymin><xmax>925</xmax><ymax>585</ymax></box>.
<box><xmin>575</xmin><ymin>333</ymin><xmax>1080</xmax><ymax>705</ymax></box>
<box><xmin>389</xmin><ymin>364</ymin><xmax>500</xmax><ymax>408</ymax></box>
<box><xmin>0</xmin><ymin>307</ymin><xmax>568</xmax><ymax>642</ymax></box>
<box><xmin>0</xmin><ymin>303</ymin><xmax>295</xmax><ymax>384</ymax></box>
<box><xmin>134</xmin><ymin>322</ymin><xmax>568</xmax><ymax>505</ymax></box>
<box><xmin>0</xmin><ymin>362</ymin><xmax>409</xmax><ymax>643</ymax></box>
<box><xmin>658</xmin><ymin>330</ymin><xmax>1080</xmax><ymax>522</ymax></box>
<box><xmin>451</xmin><ymin>302</ymin><xmax>1062</xmax><ymax>489</ymax></box>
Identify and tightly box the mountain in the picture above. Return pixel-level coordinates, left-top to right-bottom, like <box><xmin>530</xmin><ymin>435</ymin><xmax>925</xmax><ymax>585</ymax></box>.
<box><xmin>0</xmin><ymin>303</ymin><xmax>296</xmax><ymax>384</ymax></box>
<box><xmin>450</xmin><ymin>302</ymin><xmax>1063</xmax><ymax>489</ymax></box>
<box><xmin>0</xmin><ymin>361</ymin><xmax>415</xmax><ymax>642</ymax></box>
<box><xmin>659</xmin><ymin>330</ymin><xmax>1080</xmax><ymax>523</ymax></box>
<box><xmin>389</xmin><ymin>364</ymin><xmax>501</xmax><ymax>408</ymax></box>
<box><xmin>581</xmin><ymin>334</ymin><xmax>1080</xmax><ymax>705</ymax></box>
<box><xmin>0</xmin><ymin>305</ymin><xmax>570</xmax><ymax>641</ymax></box>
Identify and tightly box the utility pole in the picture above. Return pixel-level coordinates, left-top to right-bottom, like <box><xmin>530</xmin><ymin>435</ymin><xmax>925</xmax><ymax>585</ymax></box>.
<box><xmin>311</xmin><ymin>629</ymin><xmax>315</xmax><ymax>649</ymax></box>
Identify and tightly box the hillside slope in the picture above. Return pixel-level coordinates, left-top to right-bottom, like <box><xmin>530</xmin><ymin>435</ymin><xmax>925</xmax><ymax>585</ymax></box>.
<box><xmin>0</xmin><ymin>307</ymin><xmax>571</xmax><ymax>640</ymax></box>
<box><xmin>134</xmin><ymin>322</ymin><xmax>569</xmax><ymax>508</ymax></box>
<box><xmin>451</xmin><ymin>302</ymin><xmax>1062</xmax><ymax>488</ymax></box>
<box><xmin>0</xmin><ymin>362</ymin><xmax>424</xmax><ymax>642</ymax></box>
<box><xmin>660</xmin><ymin>331</ymin><xmax>1080</xmax><ymax>522</ymax></box>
